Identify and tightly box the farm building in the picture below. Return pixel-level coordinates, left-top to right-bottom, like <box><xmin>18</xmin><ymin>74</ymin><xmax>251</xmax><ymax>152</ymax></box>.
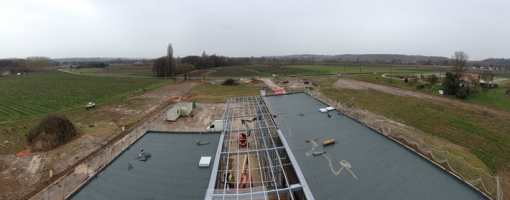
<box><xmin>460</xmin><ymin>73</ymin><xmax>480</xmax><ymax>86</ymax></box>
<box><xmin>68</xmin><ymin>94</ymin><xmax>490</xmax><ymax>200</ymax></box>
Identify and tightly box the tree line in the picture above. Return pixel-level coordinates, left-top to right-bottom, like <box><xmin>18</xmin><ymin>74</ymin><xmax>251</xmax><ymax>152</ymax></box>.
<box><xmin>0</xmin><ymin>57</ymin><xmax>59</xmax><ymax>73</ymax></box>
<box><xmin>70</xmin><ymin>61</ymin><xmax>109</xmax><ymax>68</ymax></box>
<box><xmin>151</xmin><ymin>47</ymin><xmax>250</xmax><ymax>77</ymax></box>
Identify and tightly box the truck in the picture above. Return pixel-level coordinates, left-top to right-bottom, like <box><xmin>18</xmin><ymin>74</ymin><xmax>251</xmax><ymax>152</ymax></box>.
<box><xmin>207</xmin><ymin>120</ymin><xmax>224</xmax><ymax>131</ymax></box>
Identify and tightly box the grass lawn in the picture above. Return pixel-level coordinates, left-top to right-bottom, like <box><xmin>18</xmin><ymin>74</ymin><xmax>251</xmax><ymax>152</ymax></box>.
<box><xmin>191</xmin><ymin>82</ymin><xmax>261</xmax><ymax>103</ymax></box>
<box><xmin>321</xmin><ymin>87</ymin><xmax>510</xmax><ymax>172</ymax></box>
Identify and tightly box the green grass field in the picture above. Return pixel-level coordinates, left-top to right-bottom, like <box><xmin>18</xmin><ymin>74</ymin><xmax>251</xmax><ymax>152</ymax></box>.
<box><xmin>0</xmin><ymin>71</ymin><xmax>168</xmax><ymax>122</ymax></box>
<box><xmin>285</xmin><ymin>64</ymin><xmax>447</xmax><ymax>75</ymax></box>
<box><xmin>62</xmin><ymin>64</ymin><xmax>155</xmax><ymax>77</ymax></box>
<box><xmin>191</xmin><ymin>82</ymin><xmax>262</xmax><ymax>102</ymax></box>
<box><xmin>321</xmin><ymin>86</ymin><xmax>510</xmax><ymax>172</ymax></box>
<box><xmin>208</xmin><ymin>65</ymin><xmax>328</xmax><ymax>77</ymax></box>
<box><xmin>348</xmin><ymin>74</ymin><xmax>510</xmax><ymax>111</ymax></box>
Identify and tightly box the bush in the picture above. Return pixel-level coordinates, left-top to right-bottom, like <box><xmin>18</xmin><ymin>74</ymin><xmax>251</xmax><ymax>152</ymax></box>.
<box><xmin>457</xmin><ymin>87</ymin><xmax>470</xmax><ymax>99</ymax></box>
<box><xmin>26</xmin><ymin>114</ymin><xmax>78</xmax><ymax>151</ymax></box>
<box><xmin>404</xmin><ymin>78</ymin><xmax>408</xmax><ymax>83</ymax></box>
<box><xmin>416</xmin><ymin>83</ymin><xmax>430</xmax><ymax>90</ymax></box>
<box><xmin>427</xmin><ymin>74</ymin><xmax>439</xmax><ymax>85</ymax></box>
<box><xmin>222</xmin><ymin>78</ymin><xmax>239</xmax><ymax>85</ymax></box>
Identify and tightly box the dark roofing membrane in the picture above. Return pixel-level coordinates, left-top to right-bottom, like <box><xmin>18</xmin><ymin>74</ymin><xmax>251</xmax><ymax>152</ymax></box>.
<box><xmin>69</xmin><ymin>131</ymin><xmax>220</xmax><ymax>200</ymax></box>
<box><xmin>263</xmin><ymin>93</ymin><xmax>487</xmax><ymax>200</ymax></box>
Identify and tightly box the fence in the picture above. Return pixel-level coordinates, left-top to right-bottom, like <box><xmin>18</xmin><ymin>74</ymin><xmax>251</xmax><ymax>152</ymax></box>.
<box><xmin>304</xmin><ymin>88</ymin><xmax>503</xmax><ymax>200</ymax></box>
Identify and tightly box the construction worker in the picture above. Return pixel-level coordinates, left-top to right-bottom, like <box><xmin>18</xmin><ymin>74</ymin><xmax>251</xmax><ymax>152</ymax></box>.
<box><xmin>227</xmin><ymin>172</ymin><xmax>234</xmax><ymax>188</ymax></box>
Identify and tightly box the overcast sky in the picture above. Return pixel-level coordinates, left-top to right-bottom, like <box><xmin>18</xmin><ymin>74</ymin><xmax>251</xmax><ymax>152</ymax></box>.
<box><xmin>1</xmin><ymin>0</ymin><xmax>508</xmax><ymax>60</ymax></box>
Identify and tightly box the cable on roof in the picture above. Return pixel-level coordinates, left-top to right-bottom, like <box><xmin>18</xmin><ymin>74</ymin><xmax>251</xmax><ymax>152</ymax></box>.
<box><xmin>312</xmin><ymin>151</ymin><xmax>326</xmax><ymax>156</ymax></box>
<box><xmin>196</xmin><ymin>140</ymin><xmax>210</xmax><ymax>145</ymax></box>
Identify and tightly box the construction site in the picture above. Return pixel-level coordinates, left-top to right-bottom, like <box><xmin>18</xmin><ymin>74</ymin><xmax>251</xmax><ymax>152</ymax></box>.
<box><xmin>59</xmin><ymin>91</ymin><xmax>493</xmax><ymax>200</ymax></box>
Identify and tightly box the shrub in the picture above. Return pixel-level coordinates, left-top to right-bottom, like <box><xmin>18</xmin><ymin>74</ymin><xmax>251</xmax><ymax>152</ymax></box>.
<box><xmin>427</xmin><ymin>74</ymin><xmax>438</xmax><ymax>85</ymax></box>
<box><xmin>222</xmin><ymin>78</ymin><xmax>239</xmax><ymax>85</ymax></box>
<box><xmin>404</xmin><ymin>78</ymin><xmax>408</xmax><ymax>83</ymax></box>
<box><xmin>26</xmin><ymin>114</ymin><xmax>78</xmax><ymax>151</ymax></box>
<box><xmin>416</xmin><ymin>83</ymin><xmax>430</xmax><ymax>90</ymax></box>
<box><xmin>457</xmin><ymin>87</ymin><xmax>470</xmax><ymax>99</ymax></box>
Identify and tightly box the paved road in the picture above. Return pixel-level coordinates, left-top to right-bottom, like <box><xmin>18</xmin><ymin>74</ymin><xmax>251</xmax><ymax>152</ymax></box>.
<box><xmin>262</xmin><ymin>78</ymin><xmax>286</xmax><ymax>94</ymax></box>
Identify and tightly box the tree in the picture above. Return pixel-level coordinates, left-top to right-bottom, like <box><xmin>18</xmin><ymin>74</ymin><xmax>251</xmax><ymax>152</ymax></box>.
<box><xmin>167</xmin><ymin>43</ymin><xmax>175</xmax><ymax>77</ymax></box>
<box><xmin>450</xmin><ymin>51</ymin><xmax>469</xmax><ymax>79</ymax></box>
<box><xmin>442</xmin><ymin>72</ymin><xmax>460</xmax><ymax>95</ymax></box>
<box><xmin>427</xmin><ymin>74</ymin><xmax>438</xmax><ymax>85</ymax></box>
<box><xmin>481</xmin><ymin>71</ymin><xmax>494</xmax><ymax>82</ymax></box>
<box><xmin>152</xmin><ymin>56</ymin><xmax>169</xmax><ymax>77</ymax></box>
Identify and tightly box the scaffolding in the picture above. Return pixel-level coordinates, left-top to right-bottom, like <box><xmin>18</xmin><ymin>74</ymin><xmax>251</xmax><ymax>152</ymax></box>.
<box><xmin>206</xmin><ymin>96</ymin><xmax>312</xmax><ymax>200</ymax></box>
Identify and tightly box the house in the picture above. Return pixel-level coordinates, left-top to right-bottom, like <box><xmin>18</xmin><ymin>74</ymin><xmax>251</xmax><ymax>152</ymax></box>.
<box><xmin>459</xmin><ymin>73</ymin><xmax>480</xmax><ymax>86</ymax></box>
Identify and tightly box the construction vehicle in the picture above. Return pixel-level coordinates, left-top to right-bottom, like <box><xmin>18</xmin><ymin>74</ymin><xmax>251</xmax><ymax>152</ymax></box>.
<box><xmin>238</xmin><ymin>112</ymin><xmax>262</xmax><ymax>147</ymax></box>
<box><xmin>239</xmin><ymin>133</ymin><xmax>247</xmax><ymax>147</ymax></box>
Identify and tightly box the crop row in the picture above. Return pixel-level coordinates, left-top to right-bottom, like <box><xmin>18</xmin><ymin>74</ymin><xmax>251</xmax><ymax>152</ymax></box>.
<box><xmin>0</xmin><ymin>71</ymin><xmax>167</xmax><ymax>121</ymax></box>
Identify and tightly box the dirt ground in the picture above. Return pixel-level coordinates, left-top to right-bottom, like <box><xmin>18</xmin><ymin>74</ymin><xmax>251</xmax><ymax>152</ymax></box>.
<box><xmin>0</xmin><ymin>80</ymin><xmax>228</xmax><ymax>200</ymax></box>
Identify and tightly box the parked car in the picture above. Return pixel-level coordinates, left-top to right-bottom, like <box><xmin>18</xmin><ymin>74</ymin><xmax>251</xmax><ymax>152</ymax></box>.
<box><xmin>86</xmin><ymin>102</ymin><xmax>96</xmax><ymax>109</ymax></box>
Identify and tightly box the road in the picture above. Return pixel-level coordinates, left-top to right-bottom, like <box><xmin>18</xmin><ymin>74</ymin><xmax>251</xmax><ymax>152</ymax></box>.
<box><xmin>262</xmin><ymin>78</ymin><xmax>286</xmax><ymax>94</ymax></box>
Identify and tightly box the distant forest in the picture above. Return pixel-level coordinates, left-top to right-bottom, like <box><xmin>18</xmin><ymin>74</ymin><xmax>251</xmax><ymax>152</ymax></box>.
<box><xmin>2</xmin><ymin>54</ymin><xmax>509</xmax><ymax>75</ymax></box>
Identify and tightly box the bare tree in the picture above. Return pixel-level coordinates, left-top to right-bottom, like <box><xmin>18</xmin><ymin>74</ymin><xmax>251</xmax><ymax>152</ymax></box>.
<box><xmin>450</xmin><ymin>51</ymin><xmax>469</xmax><ymax>79</ymax></box>
<box><xmin>167</xmin><ymin>43</ymin><xmax>174</xmax><ymax>77</ymax></box>
<box><xmin>481</xmin><ymin>71</ymin><xmax>494</xmax><ymax>82</ymax></box>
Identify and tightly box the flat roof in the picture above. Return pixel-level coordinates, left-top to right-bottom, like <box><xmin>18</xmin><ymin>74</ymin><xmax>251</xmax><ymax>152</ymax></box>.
<box><xmin>263</xmin><ymin>93</ymin><xmax>487</xmax><ymax>200</ymax></box>
<box><xmin>69</xmin><ymin>131</ymin><xmax>220</xmax><ymax>200</ymax></box>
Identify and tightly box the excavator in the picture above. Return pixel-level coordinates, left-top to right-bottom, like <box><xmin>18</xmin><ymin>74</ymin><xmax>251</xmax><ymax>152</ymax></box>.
<box><xmin>239</xmin><ymin>113</ymin><xmax>261</xmax><ymax>147</ymax></box>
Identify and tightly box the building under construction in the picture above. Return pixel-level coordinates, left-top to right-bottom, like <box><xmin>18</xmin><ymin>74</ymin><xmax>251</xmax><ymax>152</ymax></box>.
<box><xmin>69</xmin><ymin>93</ymin><xmax>488</xmax><ymax>200</ymax></box>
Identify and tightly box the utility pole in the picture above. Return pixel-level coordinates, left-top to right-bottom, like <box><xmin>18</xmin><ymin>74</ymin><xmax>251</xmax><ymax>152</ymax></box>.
<box><xmin>359</xmin><ymin>58</ymin><xmax>362</xmax><ymax>76</ymax></box>
<box><xmin>390</xmin><ymin>65</ymin><xmax>392</xmax><ymax>79</ymax></box>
